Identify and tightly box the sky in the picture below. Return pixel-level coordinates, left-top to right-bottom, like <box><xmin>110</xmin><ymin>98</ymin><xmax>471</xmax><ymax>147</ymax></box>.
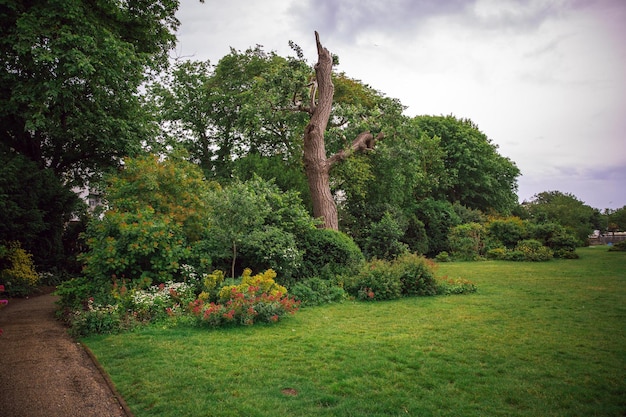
<box><xmin>173</xmin><ymin>0</ymin><xmax>626</xmax><ymax>211</ymax></box>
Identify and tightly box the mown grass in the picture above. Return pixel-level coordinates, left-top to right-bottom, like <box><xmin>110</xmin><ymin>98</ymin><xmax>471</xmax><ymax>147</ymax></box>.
<box><xmin>84</xmin><ymin>247</ymin><xmax>626</xmax><ymax>416</ymax></box>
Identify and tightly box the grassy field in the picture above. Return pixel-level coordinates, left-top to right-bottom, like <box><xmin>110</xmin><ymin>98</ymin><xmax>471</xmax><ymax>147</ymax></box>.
<box><xmin>84</xmin><ymin>247</ymin><xmax>626</xmax><ymax>417</ymax></box>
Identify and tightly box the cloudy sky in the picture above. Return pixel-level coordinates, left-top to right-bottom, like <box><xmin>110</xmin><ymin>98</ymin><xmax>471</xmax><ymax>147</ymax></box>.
<box><xmin>173</xmin><ymin>0</ymin><xmax>626</xmax><ymax>210</ymax></box>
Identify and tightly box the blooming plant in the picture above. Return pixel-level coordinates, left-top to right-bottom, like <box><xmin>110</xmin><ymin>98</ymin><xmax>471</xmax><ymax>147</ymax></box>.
<box><xmin>130</xmin><ymin>281</ymin><xmax>196</xmax><ymax>322</ymax></box>
<box><xmin>190</xmin><ymin>269</ymin><xmax>299</xmax><ymax>327</ymax></box>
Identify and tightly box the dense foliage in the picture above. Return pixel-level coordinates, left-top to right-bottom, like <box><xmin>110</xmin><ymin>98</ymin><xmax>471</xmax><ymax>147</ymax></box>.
<box><xmin>0</xmin><ymin>1</ymin><xmax>181</xmax><ymax>268</ymax></box>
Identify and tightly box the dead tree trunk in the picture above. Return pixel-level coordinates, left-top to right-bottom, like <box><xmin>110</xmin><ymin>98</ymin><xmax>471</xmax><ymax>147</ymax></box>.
<box><xmin>303</xmin><ymin>32</ymin><xmax>383</xmax><ymax>230</ymax></box>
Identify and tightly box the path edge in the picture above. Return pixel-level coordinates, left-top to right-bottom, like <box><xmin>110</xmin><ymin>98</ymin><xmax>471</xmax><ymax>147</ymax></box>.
<box><xmin>81</xmin><ymin>343</ymin><xmax>135</xmax><ymax>417</ymax></box>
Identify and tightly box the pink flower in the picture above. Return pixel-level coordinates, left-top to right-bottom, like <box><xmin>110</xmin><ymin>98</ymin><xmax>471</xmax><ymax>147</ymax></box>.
<box><xmin>0</xmin><ymin>285</ymin><xmax>5</xmax><ymax>292</ymax></box>
<box><xmin>0</xmin><ymin>300</ymin><xmax>8</xmax><ymax>306</ymax></box>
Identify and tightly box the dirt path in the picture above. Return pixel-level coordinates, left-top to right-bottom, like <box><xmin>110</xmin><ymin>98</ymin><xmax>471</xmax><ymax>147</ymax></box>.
<box><xmin>0</xmin><ymin>291</ymin><xmax>129</xmax><ymax>417</ymax></box>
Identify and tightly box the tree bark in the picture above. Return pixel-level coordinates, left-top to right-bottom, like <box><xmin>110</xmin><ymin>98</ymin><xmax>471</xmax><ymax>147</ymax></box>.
<box><xmin>303</xmin><ymin>32</ymin><xmax>385</xmax><ymax>230</ymax></box>
<box><xmin>303</xmin><ymin>32</ymin><xmax>338</xmax><ymax>229</ymax></box>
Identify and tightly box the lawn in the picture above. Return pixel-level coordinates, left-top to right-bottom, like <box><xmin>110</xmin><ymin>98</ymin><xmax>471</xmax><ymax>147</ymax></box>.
<box><xmin>84</xmin><ymin>247</ymin><xmax>626</xmax><ymax>417</ymax></box>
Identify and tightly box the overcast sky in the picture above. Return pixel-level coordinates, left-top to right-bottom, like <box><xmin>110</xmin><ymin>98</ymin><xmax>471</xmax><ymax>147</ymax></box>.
<box><xmin>173</xmin><ymin>0</ymin><xmax>626</xmax><ymax>210</ymax></box>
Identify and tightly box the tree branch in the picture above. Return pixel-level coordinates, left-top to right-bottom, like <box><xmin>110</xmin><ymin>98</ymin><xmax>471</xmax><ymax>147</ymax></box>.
<box><xmin>327</xmin><ymin>131</ymin><xmax>384</xmax><ymax>168</ymax></box>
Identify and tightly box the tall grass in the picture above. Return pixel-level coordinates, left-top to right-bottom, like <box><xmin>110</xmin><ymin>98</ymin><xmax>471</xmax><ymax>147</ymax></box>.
<box><xmin>84</xmin><ymin>247</ymin><xmax>626</xmax><ymax>416</ymax></box>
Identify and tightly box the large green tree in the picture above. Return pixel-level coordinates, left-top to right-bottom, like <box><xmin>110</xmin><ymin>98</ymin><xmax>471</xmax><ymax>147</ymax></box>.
<box><xmin>524</xmin><ymin>191</ymin><xmax>600</xmax><ymax>244</ymax></box>
<box><xmin>151</xmin><ymin>33</ymin><xmax>402</xmax><ymax>230</ymax></box>
<box><xmin>414</xmin><ymin>115</ymin><xmax>520</xmax><ymax>213</ymax></box>
<box><xmin>1</xmin><ymin>0</ymin><xmax>182</xmax><ymax>265</ymax></box>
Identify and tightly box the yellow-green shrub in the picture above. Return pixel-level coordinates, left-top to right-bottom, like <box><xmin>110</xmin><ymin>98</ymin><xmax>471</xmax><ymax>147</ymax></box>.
<box><xmin>0</xmin><ymin>242</ymin><xmax>40</xmax><ymax>296</ymax></box>
<box><xmin>218</xmin><ymin>269</ymin><xmax>286</xmax><ymax>302</ymax></box>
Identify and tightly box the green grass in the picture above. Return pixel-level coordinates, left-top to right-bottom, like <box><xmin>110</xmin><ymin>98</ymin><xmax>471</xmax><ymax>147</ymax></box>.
<box><xmin>84</xmin><ymin>247</ymin><xmax>626</xmax><ymax>416</ymax></box>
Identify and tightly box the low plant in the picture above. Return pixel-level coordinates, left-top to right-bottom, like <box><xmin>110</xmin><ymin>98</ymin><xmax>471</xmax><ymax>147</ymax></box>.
<box><xmin>436</xmin><ymin>276</ymin><xmax>478</xmax><ymax>295</ymax></box>
<box><xmin>189</xmin><ymin>269</ymin><xmax>300</xmax><ymax>327</ymax></box>
<box><xmin>129</xmin><ymin>281</ymin><xmax>196</xmax><ymax>322</ymax></box>
<box><xmin>68</xmin><ymin>298</ymin><xmax>123</xmax><ymax>337</ymax></box>
<box><xmin>347</xmin><ymin>254</ymin><xmax>442</xmax><ymax>301</ymax></box>
<box><xmin>289</xmin><ymin>277</ymin><xmax>346</xmax><ymax>306</ymax></box>
<box><xmin>608</xmin><ymin>241</ymin><xmax>626</xmax><ymax>252</ymax></box>
<box><xmin>393</xmin><ymin>253</ymin><xmax>439</xmax><ymax>296</ymax></box>
<box><xmin>0</xmin><ymin>241</ymin><xmax>40</xmax><ymax>297</ymax></box>
<box><xmin>350</xmin><ymin>259</ymin><xmax>402</xmax><ymax>301</ymax></box>
<box><xmin>513</xmin><ymin>239</ymin><xmax>553</xmax><ymax>261</ymax></box>
<box><xmin>486</xmin><ymin>247</ymin><xmax>507</xmax><ymax>260</ymax></box>
<box><xmin>435</xmin><ymin>251</ymin><xmax>450</xmax><ymax>262</ymax></box>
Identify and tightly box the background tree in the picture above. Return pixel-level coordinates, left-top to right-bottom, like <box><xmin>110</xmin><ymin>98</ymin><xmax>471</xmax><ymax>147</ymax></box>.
<box><xmin>414</xmin><ymin>115</ymin><xmax>520</xmax><ymax>213</ymax></box>
<box><xmin>524</xmin><ymin>191</ymin><xmax>599</xmax><ymax>245</ymax></box>
<box><xmin>0</xmin><ymin>1</ymin><xmax>182</xmax><ymax>267</ymax></box>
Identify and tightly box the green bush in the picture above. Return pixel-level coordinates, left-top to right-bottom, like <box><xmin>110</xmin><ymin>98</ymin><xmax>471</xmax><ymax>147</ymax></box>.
<box><xmin>0</xmin><ymin>241</ymin><xmax>40</xmax><ymax>297</ymax></box>
<box><xmin>347</xmin><ymin>254</ymin><xmax>439</xmax><ymax>301</ymax></box>
<box><xmin>289</xmin><ymin>277</ymin><xmax>346</xmax><ymax>306</ymax></box>
<box><xmin>449</xmin><ymin>222</ymin><xmax>485</xmax><ymax>261</ymax></box>
<box><xmin>486</xmin><ymin>217</ymin><xmax>528</xmax><ymax>249</ymax></box>
<box><xmin>349</xmin><ymin>259</ymin><xmax>402</xmax><ymax>301</ymax></box>
<box><xmin>80</xmin><ymin>207</ymin><xmax>191</xmax><ymax>287</ymax></box>
<box><xmin>435</xmin><ymin>251</ymin><xmax>450</xmax><ymax>262</ymax></box>
<box><xmin>608</xmin><ymin>241</ymin><xmax>626</xmax><ymax>252</ymax></box>
<box><xmin>393</xmin><ymin>253</ymin><xmax>438</xmax><ymax>296</ymax></box>
<box><xmin>363</xmin><ymin>212</ymin><xmax>409</xmax><ymax>260</ymax></box>
<box><xmin>67</xmin><ymin>301</ymin><xmax>123</xmax><ymax>338</ymax></box>
<box><xmin>510</xmin><ymin>240</ymin><xmax>553</xmax><ymax>261</ymax></box>
<box><xmin>296</xmin><ymin>228</ymin><xmax>364</xmax><ymax>280</ymax></box>
<box><xmin>486</xmin><ymin>247</ymin><xmax>507</xmax><ymax>260</ymax></box>
<box><xmin>436</xmin><ymin>276</ymin><xmax>478</xmax><ymax>295</ymax></box>
<box><xmin>239</xmin><ymin>226</ymin><xmax>303</xmax><ymax>282</ymax></box>
<box><xmin>55</xmin><ymin>276</ymin><xmax>111</xmax><ymax>315</ymax></box>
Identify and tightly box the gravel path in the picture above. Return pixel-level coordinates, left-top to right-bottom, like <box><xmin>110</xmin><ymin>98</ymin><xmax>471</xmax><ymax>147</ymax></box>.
<box><xmin>0</xmin><ymin>291</ymin><xmax>130</xmax><ymax>417</ymax></box>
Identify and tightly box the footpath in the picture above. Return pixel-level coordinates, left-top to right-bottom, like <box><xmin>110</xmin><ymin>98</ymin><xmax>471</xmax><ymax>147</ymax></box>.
<box><xmin>0</xmin><ymin>290</ymin><xmax>130</xmax><ymax>417</ymax></box>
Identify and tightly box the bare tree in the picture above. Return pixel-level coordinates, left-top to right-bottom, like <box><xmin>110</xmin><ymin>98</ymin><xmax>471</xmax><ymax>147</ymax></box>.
<box><xmin>303</xmin><ymin>32</ymin><xmax>383</xmax><ymax>230</ymax></box>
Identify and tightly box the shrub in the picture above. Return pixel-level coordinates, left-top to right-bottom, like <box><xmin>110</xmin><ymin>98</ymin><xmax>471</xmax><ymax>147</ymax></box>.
<box><xmin>128</xmin><ymin>281</ymin><xmax>197</xmax><ymax>322</ymax></box>
<box><xmin>510</xmin><ymin>240</ymin><xmax>553</xmax><ymax>261</ymax></box>
<box><xmin>393</xmin><ymin>253</ymin><xmax>438</xmax><ymax>296</ymax></box>
<box><xmin>486</xmin><ymin>247</ymin><xmax>507</xmax><ymax>260</ymax></box>
<box><xmin>349</xmin><ymin>259</ymin><xmax>402</xmax><ymax>301</ymax></box>
<box><xmin>363</xmin><ymin>212</ymin><xmax>409</xmax><ymax>260</ymax></box>
<box><xmin>239</xmin><ymin>226</ymin><xmax>303</xmax><ymax>282</ymax></box>
<box><xmin>289</xmin><ymin>277</ymin><xmax>346</xmax><ymax>306</ymax></box>
<box><xmin>608</xmin><ymin>241</ymin><xmax>626</xmax><ymax>252</ymax></box>
<box><xmin>80</xmin><ymin>206</ymin><xmax>190</xmax><ymax>287</ymax></box>
<box><xmin>190</xmin><ymin>269</ymin><xmax>299</xmax><ymax>327</ymax></box>
<box><xmin>55</xmin><ymin>276</ymin><xmax>111</xmax><ymax>315</ymax></box>
<box><xmin>0</xmin><ymin>241</ymin><xmax>40</xmax><ymax>297</ymax></box>
<box><xmin>449</xmin><ymin>222</ymin><xmax>485</xmax><ymax>261</ymax></box>
<box><xmin>296</xmin><ymin>228</ymin><xmax>364</xmax><ymax>280</ymax></box>
<box><xmin>218</xmin><ymin>269</ymin><xmax>287</xmax><ymax>302</ymax></box>
<box><xmin>67</xmin><ymin>299</ymin><xmax>123</xmax><ymax>338</ymax></box>
<box><xmin>436</xmin><ymin>276</ymin><xmax>478</xmax><ymax>295</ymax></box>
<box><xmin>486</xmin><ymin>217</ymin><xmax>528</xmax><ymax>249</ymax></box>
<box><xmin>435</xmin><ymin>251</ymin><xmax>450</xmax><ymax>262</ymax></box>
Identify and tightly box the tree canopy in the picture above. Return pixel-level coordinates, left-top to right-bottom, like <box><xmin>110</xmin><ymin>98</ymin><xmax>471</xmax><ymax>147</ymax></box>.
<box><xmin>0</xmin><ymin>1</ymin><xmax>182</xmax><ymax>265</ymax></box>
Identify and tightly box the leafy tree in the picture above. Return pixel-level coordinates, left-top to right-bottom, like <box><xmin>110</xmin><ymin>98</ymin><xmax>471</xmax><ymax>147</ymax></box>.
<box><xmin>414</xmin><ymin>198</ymin><xmax>461</xmax><ymax>257</ymax></box>
<box><xmin>206</xmin><ymin>177</ymin><xmax>318</xmax><ymax>279</ymax></box>
<box><xmin>81</xmin><ymin>154</ymin><xmax>212</xmax><ymax>286</ymax></box>
<box><xmin>0</xmin><ymin>145</ymin><xmax>82</xmax><ymax>268</ymax></box>
<box><xmin>152</xmin><ymin>33</ymin><xmax>403</xmax><ymax>230</ymax></box>
<box><xmin>525</xmin><ymin>191</ymin><xmax>598</xmax><ymax>245</ymax></box>
<box><xmin>605</xmin><ymin>206</ymin><xmax>626</xmax><ymax>233</ymax></box>
<box><xmin>1</xmin><ymin>1</ymin><xmax>182</xmax><ymax>267</ymax></box>
<box><xmin>413</xmin><ymin>115</ymin><xmax>520</xmax><ymax>213</ymax></box>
